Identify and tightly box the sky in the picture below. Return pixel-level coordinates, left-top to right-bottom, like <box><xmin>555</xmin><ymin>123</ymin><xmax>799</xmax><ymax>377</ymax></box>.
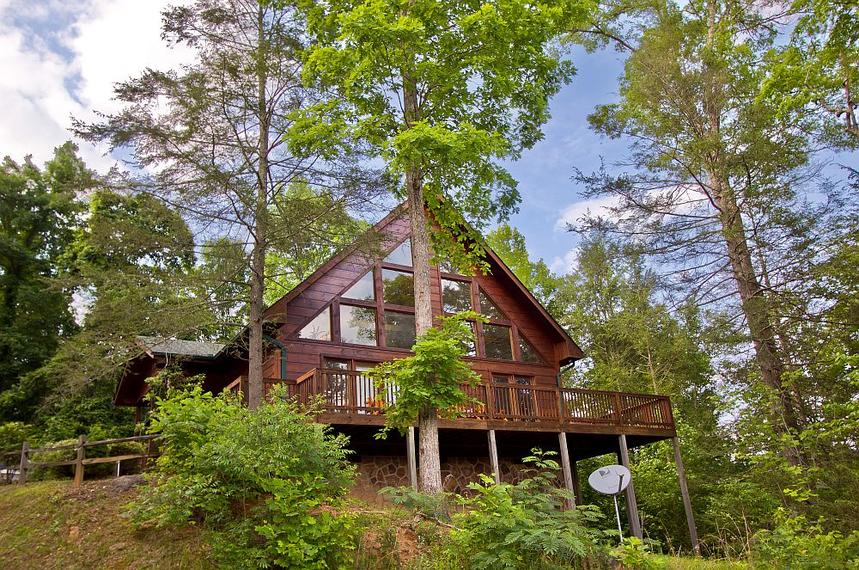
<box><xmin>0</xmin><ymin>0</ymin><xmax>631</xmax><ymax>274</ymax></box>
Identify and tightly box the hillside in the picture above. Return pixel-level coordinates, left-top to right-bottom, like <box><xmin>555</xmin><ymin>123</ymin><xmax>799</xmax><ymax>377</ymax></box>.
<box><xmin>0</xmin><ymin>479</ymin><xmax>210</xmax><ymax>569</ymax></box>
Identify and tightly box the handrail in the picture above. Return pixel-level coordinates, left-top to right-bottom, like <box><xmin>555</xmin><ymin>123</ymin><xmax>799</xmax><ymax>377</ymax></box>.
<box><xmin>281</xmin><ymin>368</ymin><xmax>675</xmax><ymax>432</ymax></box>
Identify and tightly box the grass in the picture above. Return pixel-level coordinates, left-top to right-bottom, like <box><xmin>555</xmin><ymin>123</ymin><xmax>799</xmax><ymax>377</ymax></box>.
<box><xmin>0</xmin><ymin>478</ymin><xmax>211</xmax><ymax>569</ymax></box>
<box><xmin>1</xmin><ymin>479</ymin><xmax>752</xmax><ymax>569</ymax></box>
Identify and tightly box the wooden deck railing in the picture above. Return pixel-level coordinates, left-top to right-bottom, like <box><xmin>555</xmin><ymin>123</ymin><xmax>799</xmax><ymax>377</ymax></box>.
<box><xmin>281</xmin><ymin>368</ymin><xmax>675</xmax><ymax>433</ymax></box>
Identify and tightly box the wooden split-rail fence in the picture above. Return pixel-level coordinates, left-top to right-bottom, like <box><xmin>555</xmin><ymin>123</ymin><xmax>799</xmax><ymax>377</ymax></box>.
<box><xmin>1</xmin><ymin>434</ymin><xmax>159</xmax><ymax>487</ymax></box>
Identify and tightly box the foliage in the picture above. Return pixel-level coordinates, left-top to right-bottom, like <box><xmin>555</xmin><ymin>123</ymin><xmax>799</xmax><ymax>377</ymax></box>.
<box><xmin>612</xmin><ymin>537</ymin><xmax>660</xmax><ymax>570</ymax></box>
<box><xmin>130</xmin><ymin>385</ymin><xmax>357</xmax><ymax>568</ymax></box>
<box><xmin>379</xmin><ymin>485</ymin><xmax>452</xmax><ymax>523</ymax></box>
<box><xmin>0</xmin><ymin>143</ymin><xmax>88</xmax><ymax>407</ymax></box>
<box><xmin>0</xmin><ymin>421</ymin><xmax>35</xmax><ymax>453</ymax></box>
<box><xmin>371</xmin><ymin>313</ymin><xmax>484</xmax><ymax>436</ymax></box>
<box><xmin>486</xmin><ymin>224</ymin><xmax>564</xmax><ymax>312</ymax></box>
<box><xmin>760</xmin><ymin>0</ymin><xmax>859</xmax><ymax>142</ymax></box>
<box><xmin>751</xmin><ymin>508</ymin><xmax>859</xmax><ymax>569</ymax></box>
<box><xmin>450</xmin><ymin>450</ymin><xmax>602</xmax><ymax>569</ymax></box>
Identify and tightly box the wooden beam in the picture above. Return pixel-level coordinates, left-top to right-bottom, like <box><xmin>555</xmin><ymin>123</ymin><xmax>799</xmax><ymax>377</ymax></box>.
<box><xmin>673</xmin><ymin>437</ymin><xmax>700</xmax><ymax>555</ymax></box>
<box><xmin>571</xmin><ymin>459</ymin><xmax>583</xmax><ymax>506</ymax></box>
<box><xmin>488</xmin><ymin>429</ymin><xmax>500</xmax><ymax>484</ymax></box>
<box><xmin>73</xmin><ymin>435</ymin><xmax>86</xmax><ymax>488</ymax></box>
<box><xmin>558</xmin><ymin>432</ymin><xmax>575</xmax><ymax>508</ymax></box>
<box><xmin>18</xmin><ymin>441</ymin><xmax>29</xmax><ymax>485</ymax></box>
<box><xmin>407</xmin><ymin>427</ymin><xmax>417</xmax><ymax>490</ymax></box>
<box><xmin>617</xmin><ymin>434</ymin><xmax>642</xmax><ymax>539</ymax></box>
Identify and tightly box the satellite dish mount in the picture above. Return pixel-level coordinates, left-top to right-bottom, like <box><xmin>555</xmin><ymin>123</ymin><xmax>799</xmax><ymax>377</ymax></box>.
<box><xmin>587</xmin><ymin>465</ymin><xmax>632</xmax><ymax>543</ymax></box>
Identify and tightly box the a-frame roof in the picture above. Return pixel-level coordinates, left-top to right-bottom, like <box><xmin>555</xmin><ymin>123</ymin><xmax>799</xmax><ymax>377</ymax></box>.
<box><xmin>265</xmin><ymin>202</ymin><xmax>584</xmax><ymax>364</ymax></box>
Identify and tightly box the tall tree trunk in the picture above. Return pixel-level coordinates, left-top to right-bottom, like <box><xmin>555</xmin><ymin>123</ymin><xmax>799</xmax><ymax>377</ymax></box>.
<box><xmin>702</xmin><ymin>0</ymin><xmax>800</xmax><ymax>462</ymax></box>
<box><xmin>403</xmin><ymin>63</ymin><xmax>443</xmax><ymax>494</ymax></box>
<box><xmin>247</xmin><ymin>5</ymin><xmax>269</xmax><ymax>410</ymax></box>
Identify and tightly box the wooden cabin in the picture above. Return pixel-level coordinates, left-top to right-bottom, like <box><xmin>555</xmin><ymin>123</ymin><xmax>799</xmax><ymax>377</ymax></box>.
<box><xmin>115</xmin><ymin>203</ymin><xmax>697</xmax><ymax>544</ymax></box>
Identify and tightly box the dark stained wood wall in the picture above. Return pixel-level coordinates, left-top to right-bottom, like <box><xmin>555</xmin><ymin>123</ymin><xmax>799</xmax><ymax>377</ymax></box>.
<box><xmin>263</xmin><ymin>210</ymin><xmax>569</xmax><ymax>386</ymax></box>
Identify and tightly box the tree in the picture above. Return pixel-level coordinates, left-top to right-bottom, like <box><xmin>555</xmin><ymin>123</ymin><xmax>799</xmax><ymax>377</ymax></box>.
<box><xmin>0</xmin><ymin>143</ymin><xmax>89</xmax><ymax>409</ymax></box>
<box><xmin>486</xmin><ymin>224</ymin><xmax>564</xmax><ymax>313</ymax></box>
<box><xmin>567</xmin><ymin>0</ymin><xmax>848</xmax><ymax>463</ymax></box>
<box><xmin>292</xmin><ymin>0</ymin><xmax>591</xmax><ymax>493</ymax></box>
<box><xmin>76</xmin><ymin>0</ymin><xmax>385</xmax><ymax>409</ymax></box>
<box><xmin>0</xmin><ymin>189</ymin><xmax>209</xmax><ymax>429</ymax></box>
<box><xmin>761</xmin><ymin>0</ymin><xmax>859</xmax><ymax>142</ymax></box>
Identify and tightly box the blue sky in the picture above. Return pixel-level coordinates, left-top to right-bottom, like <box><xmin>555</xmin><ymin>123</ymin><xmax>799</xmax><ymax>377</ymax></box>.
<box><xmin>0</xmin><ymin>0</ymin><xmax>630</xmax><ymax>273</ymax></box>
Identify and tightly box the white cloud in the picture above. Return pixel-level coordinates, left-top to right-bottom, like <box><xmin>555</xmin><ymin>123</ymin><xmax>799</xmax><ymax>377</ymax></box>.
<box><xmin>553</xmin><ymin>195</ymin><xmax>621</xmax><ymax>232</ymax></box>
<box><xmin>550</xmin><ymin>248</ymin><xmax>581</xmax><ymax>275</ymax></box>
<box><xmin>0</xmin><ymin>0</ymin><xmax>190</xmax><ymax>171</ymax></box>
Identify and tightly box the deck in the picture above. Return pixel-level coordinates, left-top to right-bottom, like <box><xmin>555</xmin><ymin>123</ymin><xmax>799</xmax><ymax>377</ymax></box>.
<box><xmin>228</xmin><ymin>368</ymin><xmax>676</xmax><ymax>438</ymax></box>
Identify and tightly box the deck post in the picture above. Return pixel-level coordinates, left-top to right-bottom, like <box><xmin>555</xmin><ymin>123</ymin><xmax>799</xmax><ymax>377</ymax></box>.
<box><xmin>73</xmin><ymin>435</ymin><xmax>86</xmax><ymax>488</ymax></box>
<box><xmin>407</xmin><ymin>427</ymin><xmax>417</xmax><ymax>490</ymax></box>
<box><xmin>672</xmin><ymin>437</ymin><xmax>700</xmax><ymax>555</ymax></box>
<box><xmin>617</xmin><ymin>434</ymin><xmax>642</xmax><ymax>539</ymax></box>
<box><xmin>18</xmin><ymin>441</ymin><xmax>29</xmax><ymax>485</ymax></box>
<box><xmin>558</xmin><ymin>432</ymin><xmax>575</xmax><ymax>508</ymax></box>
<box><xmin>487</xmin><ymin>429</ymin><xmax>501</xmax><ymax>484</ymax></box>
<box><xmin>571</xmin><ymin>459</ymin><xmax>583</xmax><ymax>505</ymax></box>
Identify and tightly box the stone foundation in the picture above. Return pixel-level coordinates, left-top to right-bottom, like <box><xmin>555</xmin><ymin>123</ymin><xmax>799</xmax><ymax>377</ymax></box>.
<box><xmin>356</xmin><ymin>455</ymin><xmax>532</xmax><ymax>494</ymax></box>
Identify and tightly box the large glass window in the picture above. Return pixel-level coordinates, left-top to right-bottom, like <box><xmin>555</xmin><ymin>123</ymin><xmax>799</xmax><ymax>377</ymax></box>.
<box><xmin>343</xmin><ymin>271</ymin><xmax>375</xmax><ymax>301</ymax></box>
<box><xmin>519</xmin><ymin>336</ymin><xmax>542</xmax><ymax>363</ymax></box>
<box><xmin>478</xmin><ymin>290</ymin><xmax>507</xmax><ymax>321</ymax></box>
<box><xmin>442</xmin><ymin>278</ymin><xmax>472</xmax><ymax>314</ymax></box>
<box><xmin>382</xmin><ymin>269</ymin><xmax>415</xmax><ymax>306</ymax></box>
<box><xmin>483</xmin><ymin>324</ymin><xmax>513</xmax><ymax>360</ymax></box>
<box><xmin>384</xmin><ymin>239</ymin><xmax>412</xmax><ymax>266</ymax></box>
<box><xmin>384</xmin><ymin>311</ymin><xmax>416</xmax><ymax>349</ymax></box>
<box><xmin>297</xmin><ymin>307</ymin><xmax>331</xmax><ymax>341</ymax></box>
<box><xmin>340</xmin><ymin>304</ymin><xmax>377</xmax><ymax>345</ymax></box>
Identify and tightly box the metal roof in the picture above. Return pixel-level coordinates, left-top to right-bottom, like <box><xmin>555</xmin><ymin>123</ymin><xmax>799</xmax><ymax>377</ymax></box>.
<box><xmin>136</xmin><ymin>336</ymin><xmax>225</xmax><ymax>358</ymax></box>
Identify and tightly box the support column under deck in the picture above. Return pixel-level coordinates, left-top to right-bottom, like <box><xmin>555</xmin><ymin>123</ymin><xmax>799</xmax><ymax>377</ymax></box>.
<box><xmin>617</xmin><ymin>434</ymin><xmax>643</xmax><ymax>539</ymax></box>
<box><xmin>488</xmin><ymin>429</ymin><xmax>500</xmax><ymax>484</ymax></box>
<box><xmin>407</xmin><ymin>427</ymin><xmax>417</xmax><ymax>490</ymax></box>
<box><xmin>558</xmin><ymin>432</ymin><xmax>576</xmax><ymax>508</ymax></box>
<box><xmin>673</xmin><ymin>437</ymin><xmax>700</xmax><ymax>555</ymax></box>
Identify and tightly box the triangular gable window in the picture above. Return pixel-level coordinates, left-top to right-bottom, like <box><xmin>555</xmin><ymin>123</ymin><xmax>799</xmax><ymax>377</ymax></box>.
<box><xmin>343</xmin><ymin>270</ymin><xmax>375</xmax><ymax>301</ymax></box>
<box><xmin>297</xmin><ymin>306</ymin><xmax>331</xmax><ymax>341</ymax></box>
<box><xmin>478</xmin><ymin>289</ymin><xmax>507</xmax><ymax>321</ymax></box>
<box><xmin>519</xmin><ymin>335</ymin><xmax>543</xmax><ymax>363</ymax></box>
<box><xmin>384</xmin><ymin>239</ymin><xmax>412</xmax><ymax>266</ymax></box>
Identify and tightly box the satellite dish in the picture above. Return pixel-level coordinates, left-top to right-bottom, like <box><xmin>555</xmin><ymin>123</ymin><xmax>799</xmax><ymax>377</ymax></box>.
<box><xmin>588</xmin><ymin>464</ymin><xmax>631</xmax><ymax>496</ymax></box>
<box><xmin>587</xmin><ymin>465</ymin><xmax>632</xmax><ymax>543</ymax></box>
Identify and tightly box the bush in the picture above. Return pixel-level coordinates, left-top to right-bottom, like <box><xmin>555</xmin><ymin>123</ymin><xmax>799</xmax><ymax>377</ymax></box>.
<box><xmin>448</xmin><ymin>450</ymin><xmax>602</xmax><ymax>569</ymax></box>
<box><xmin>751</xmin><ymin>508</ymin><xmax>859</xmax><ymax>569</ymax></box>
<box><xmin>130</xmin><ymin>385</ymin><xmax>358</xmax><ymax>568</ymax></box>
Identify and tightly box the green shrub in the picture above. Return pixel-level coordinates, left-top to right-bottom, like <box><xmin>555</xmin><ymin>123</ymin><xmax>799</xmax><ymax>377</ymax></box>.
<box><xmin>449</xmin><ymin>450</ymin><xmax>602</xmax><ymax>569</ymax></box>
<box><xmin>751</xmin><ymin>508</ymin><xmax>859</xmax><ymax>569</ymax></box>
<box><xmin>612</xmin><ymin>537</ymin><xmax>661</xmax><ymax>569</ymax></box>
<box><xmin>130</xmin><ymin>385</ymin><xmax>358</xmax><ymax>568</ymax></box>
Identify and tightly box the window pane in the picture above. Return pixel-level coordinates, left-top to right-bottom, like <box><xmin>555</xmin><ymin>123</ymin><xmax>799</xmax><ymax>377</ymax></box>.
<box><xmin>519</xmin><ymin>337</ymin><xmax>541</xmax><ymax>363</ymax></box>
<box><xmin>343</xmin><ymin>271</ymin><xmax>375</xmax><ymax>301</ymax></box>
<box><xmin>382</xmin><ymin>269</ymin><xmax>414</xmax><ymax>306</ymax></box>
<box><xmin>323</xmin><ymin>358</ymin><xmax>348</xmax><ymax>370</ymax></box>
<box><xmin>340</xmin><ymin>305</ymin><xmax>377</xmax><ymax>345</ymax></box>
<box><xmin>442</xmin><ymin>278</ymin><xmax>472</xmax><ymax>313</ymax></box>
<box><xmin>483</xmin><ymin>324</ymin><xmax>512</xmax><ymax>360</ymax></box>
<box><xmin>298</xmin><ymin>307</ymin><xmax>331</xmax><ymax>341</ymax></box>
<box><xmin>384</xmin><ymin>239</ymin><xmax>412</xmax><ymax>266</ymax></box>
<box><xmin>462</xmin><ymin>322</ymin><xmax>477</xmax><ymax>356</ymax></box>
<box><xmin>479</xmin><ymin>290</ymin><xmax>507</xmax><ymax>321</ymax></box>
<box><xmin>384</xmin><ymin>311</ymin><xmax>416</xmax><ymax>349</ymax></box>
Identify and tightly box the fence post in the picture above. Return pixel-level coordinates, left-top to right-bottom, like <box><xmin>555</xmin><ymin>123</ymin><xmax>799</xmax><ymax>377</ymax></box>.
<box><xmin>614</xmin><ymin>393</ymin><xmax>623</xmax><ymax>425</ymax></box>
<box><xmin>18</xmin><ymin>441</ymin><xmax>29</xmax><ymax>485</ymax></box>
<box><xmin>73</xmin><ymin>435</ymin><xmax>86</xmax><ymax>488</ymax></box>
